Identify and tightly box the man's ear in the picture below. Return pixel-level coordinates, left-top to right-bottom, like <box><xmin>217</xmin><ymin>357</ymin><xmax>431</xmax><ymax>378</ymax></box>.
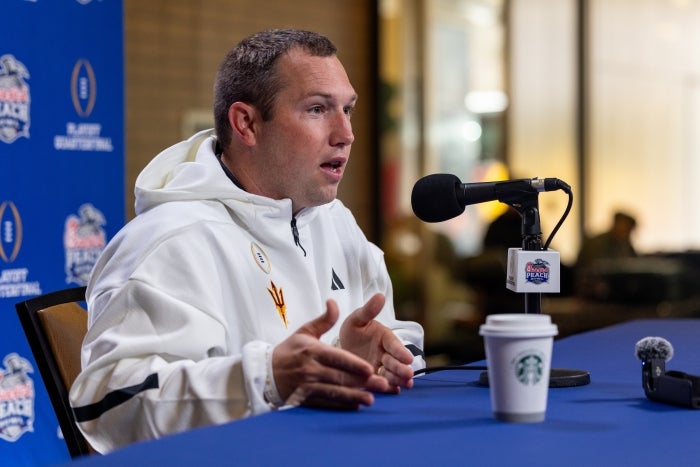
<box><xmin>228</xmin><ymin>102</ymin><xmax>258</xmax><ymax>146</ymax></box>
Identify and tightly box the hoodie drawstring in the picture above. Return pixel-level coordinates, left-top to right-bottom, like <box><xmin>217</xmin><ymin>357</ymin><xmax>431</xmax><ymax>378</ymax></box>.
<box><xmin>291</xmin><ymin>217</ymin><xmax>307</xmax><ymax>257</ymax></box>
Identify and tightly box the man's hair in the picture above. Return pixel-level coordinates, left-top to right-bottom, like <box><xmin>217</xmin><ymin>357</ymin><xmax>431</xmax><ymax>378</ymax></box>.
<box><xmin>213</xmin><ymin>29</ymin><xmax>337</xmax><ymax>150</ymax></box>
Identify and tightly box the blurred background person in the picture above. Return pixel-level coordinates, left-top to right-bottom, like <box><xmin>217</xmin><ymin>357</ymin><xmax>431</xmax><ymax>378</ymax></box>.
<box><xmin>575</xmin><ymin>210</ymin><xmax>639</xmax><ymax>300</ymax></box>
<box><xmin>576</xmin><ymin>211</ymin><xmax>638</xmax><ymax>270</ymax></box>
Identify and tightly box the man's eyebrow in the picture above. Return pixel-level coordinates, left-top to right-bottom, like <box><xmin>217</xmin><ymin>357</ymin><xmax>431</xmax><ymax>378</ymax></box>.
<box><xmin>306</xmin><ymin>92</ymin><xmax>358</xmax><ymax>104</ymax></box>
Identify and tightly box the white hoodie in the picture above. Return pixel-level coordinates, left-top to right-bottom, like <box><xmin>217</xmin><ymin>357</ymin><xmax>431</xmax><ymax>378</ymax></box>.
<box><xmin>69</xmin><ymin>130</ymin><xmax>425</xmax><ymax>452</ymax></box>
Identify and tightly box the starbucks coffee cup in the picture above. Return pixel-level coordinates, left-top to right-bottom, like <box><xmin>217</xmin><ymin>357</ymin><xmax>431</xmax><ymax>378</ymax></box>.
<box><xmin>479</xmin><ymin>313</ymin><xmax>558</xmax><ymax>422</ymax></box>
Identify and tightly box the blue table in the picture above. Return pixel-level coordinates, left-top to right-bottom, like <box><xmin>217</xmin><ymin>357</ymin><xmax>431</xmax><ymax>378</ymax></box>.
<box><xmin>69</xmin><ymin>319</ymin><xmax>700</xmax><ymax>466</ymax></box>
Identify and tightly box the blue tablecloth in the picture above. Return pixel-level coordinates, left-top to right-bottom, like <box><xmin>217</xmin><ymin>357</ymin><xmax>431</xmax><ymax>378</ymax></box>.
<box><xmin>68</xmin><ymin>319</ymin><xmax>700</xmax><ymax>466</ymax></box>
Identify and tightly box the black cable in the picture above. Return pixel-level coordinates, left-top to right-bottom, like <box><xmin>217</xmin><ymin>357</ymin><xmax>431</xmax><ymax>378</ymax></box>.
<box><xmin>414</xmin><ymin>365</ymin><xmax>487</xmax><ymax>376</ymax></box>
<box><xmin>543</xmin><ymin>183</ymin><xmax>573</xmax><ymax>251</ymax></box>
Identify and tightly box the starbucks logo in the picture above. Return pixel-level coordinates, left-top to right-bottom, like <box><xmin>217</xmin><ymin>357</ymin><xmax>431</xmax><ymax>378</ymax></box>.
<box><xmin>514</xmin><ymin>352</ymin><xmax>544</xmax><ymax>385</ymax></box>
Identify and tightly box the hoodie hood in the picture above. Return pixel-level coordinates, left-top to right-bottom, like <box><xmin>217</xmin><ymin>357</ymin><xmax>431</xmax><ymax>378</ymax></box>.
<box><xmin>134</xmin><ymin>129</ymin><xmax>321</xmax><ymax>227</ymax></box>
<box><xmin>135</xmin><ymin>129</ymin><xmax>233</xmax><ymax>215</ymax></box>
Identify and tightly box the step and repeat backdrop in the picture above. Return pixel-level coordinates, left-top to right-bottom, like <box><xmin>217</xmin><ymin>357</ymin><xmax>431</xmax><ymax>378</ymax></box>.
<box><xmin>1</xmin><ymin>1</ymin><xmax>124</xmax><ymax>464</ymax></box>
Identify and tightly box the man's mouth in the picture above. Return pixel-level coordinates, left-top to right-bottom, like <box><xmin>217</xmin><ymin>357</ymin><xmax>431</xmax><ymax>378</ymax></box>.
<box><xmin>322</xmin><ymin>160</ymin><xmax>343</xmax><ymax>173</ymax></box>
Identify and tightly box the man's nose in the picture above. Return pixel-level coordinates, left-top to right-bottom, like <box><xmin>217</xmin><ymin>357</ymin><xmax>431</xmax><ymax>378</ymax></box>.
<box><xmin>331</xmin><ymin>112</ymin><xmax>354</xmax><ymax>146</ymax></box>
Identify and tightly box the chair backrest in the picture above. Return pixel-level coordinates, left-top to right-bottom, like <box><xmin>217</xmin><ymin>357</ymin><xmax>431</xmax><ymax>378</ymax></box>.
<box><xmin>15</xmin><ymin>286</ymin><xmax>92</xmax><ymax>458</ymax></box>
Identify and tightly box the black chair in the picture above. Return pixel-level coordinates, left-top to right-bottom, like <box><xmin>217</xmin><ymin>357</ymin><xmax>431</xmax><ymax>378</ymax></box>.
<box><xmin>15</xmin><ymin>286</ymin><xmax>93</xmax><ymax>458</ymax></box>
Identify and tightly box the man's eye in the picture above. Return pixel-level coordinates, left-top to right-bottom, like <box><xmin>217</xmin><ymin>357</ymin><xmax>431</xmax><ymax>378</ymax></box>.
<box><xmin>309</xmin><ymin>105</ymin><xmax>324</xmax><ymax>114</ymax></box>
<box><xmin>344</xmin><ymin>106</ymin><xmax>355</xmax><ymax>117</ymax></box>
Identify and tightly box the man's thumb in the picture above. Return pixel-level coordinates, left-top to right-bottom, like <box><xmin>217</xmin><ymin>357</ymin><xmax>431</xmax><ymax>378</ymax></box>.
<box><xmin>298</xmin><ymin>299</ymin><xmax>339</xmax><ymax>338</ymax></box>
<box><xmin>349</xmin><ymin>293</ymin><xmax>385</xmax><ymax>327</ymax></box>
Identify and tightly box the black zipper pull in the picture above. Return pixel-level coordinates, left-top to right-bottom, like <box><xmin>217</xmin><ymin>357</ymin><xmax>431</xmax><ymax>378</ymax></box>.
<box><xmin>290</xmin><ymin>217</ymin><xmax>307</xmax><ymax>257</ymax></box>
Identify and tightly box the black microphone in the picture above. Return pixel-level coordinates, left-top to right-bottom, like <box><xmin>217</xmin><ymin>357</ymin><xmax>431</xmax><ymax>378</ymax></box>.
<box><xmin>411</xmin><ymin>173</ymin><xmax>571</xmax><ymax>223</ymax></box>
<box><xmin>635</xmin><ymin>336</ymin><xmax>700</xmax><ymax>409</ymax></box>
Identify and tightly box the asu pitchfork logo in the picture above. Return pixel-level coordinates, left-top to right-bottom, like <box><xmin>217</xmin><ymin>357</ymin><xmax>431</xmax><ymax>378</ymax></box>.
<box><xmin>267</xmin><ymin>281</ymin><xmax>288</xmax><ymax>328</ymax></box>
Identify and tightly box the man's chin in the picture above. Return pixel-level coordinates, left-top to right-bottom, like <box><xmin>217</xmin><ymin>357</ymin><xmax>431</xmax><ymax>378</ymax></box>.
<box><xmin>312</xmin><ymin>192</ymin><xmax>339</xmax><ymax>208</ymax></box>
<box><xmin>293</xmin><ymin>193</ymin><xmax>338</xmax><ymax>213</ymax></box>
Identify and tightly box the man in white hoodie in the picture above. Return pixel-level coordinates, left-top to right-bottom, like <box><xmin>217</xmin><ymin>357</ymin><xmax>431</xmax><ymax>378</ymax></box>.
<box><xmin>69</xmin><ymin>29</ymin><xmax>425</xmax><ymax>453</ymax></box>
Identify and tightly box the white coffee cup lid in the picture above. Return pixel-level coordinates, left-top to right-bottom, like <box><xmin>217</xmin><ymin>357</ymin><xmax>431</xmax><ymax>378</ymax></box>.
<box><xmin>479</xmin><ymin>313</ymin><xmax>558</xmax><ymax>338</ymax></box>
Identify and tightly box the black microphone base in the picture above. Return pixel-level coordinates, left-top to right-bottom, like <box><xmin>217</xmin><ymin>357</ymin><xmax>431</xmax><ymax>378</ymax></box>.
<box><xmin>478</xmin><ymin>368</ymin><xmax>590</xmax><ymax>388</ymax></box>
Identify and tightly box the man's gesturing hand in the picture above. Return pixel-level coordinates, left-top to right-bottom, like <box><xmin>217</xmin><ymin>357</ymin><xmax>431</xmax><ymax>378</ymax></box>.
<box><xmin>272</xmin><ymin>300</ymin><xmax>391</xmax><ymax>410</ymax></box>
<box><xmin>339</xmin><ymin>293</ymin><xmax>415</xmax><ymax>392</ymax></box>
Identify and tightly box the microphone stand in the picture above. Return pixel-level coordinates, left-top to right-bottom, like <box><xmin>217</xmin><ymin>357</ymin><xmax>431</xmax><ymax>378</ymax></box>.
<box><xmin>480</xmin><ymin>193</ymin><xmax>590</xmax><ymax>388</ymax></box>
<box><xmin>518</xmin><ymin>197</ymin><xmax>544</xmax><ymax>315</ymax></box>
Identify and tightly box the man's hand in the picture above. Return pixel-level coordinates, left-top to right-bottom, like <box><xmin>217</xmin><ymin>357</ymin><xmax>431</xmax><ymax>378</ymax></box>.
<box><xmin>339</xmin><ymin>293</ymin><xmax>415</xmax><ymax>392</ymax></box>
<box><xmin>272</xmin><ymin>300</ymin><xmax>392</xmax><ymax>410</ymax></box>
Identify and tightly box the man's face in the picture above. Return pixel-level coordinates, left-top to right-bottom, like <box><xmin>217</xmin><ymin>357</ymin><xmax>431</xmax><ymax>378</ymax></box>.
<box><xmin>252</xmin><ymin>49</ymin><xmax>357</xmax><ymax>214</ymax></box>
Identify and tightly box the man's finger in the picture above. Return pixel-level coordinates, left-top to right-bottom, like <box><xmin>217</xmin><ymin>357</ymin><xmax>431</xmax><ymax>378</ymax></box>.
<box><xmin>381</xmin><ymin>334</ymin><xmax>415</xmax><ymax>365</ymax></box>
<box><xmin>315</xmin><ymin>345</ymin><xmax>375</xmax><ymax>378</ymax></box>
<box><xmin>295</xmin><ymin>382</ymin><xmax>376</xmax><ymax>409</ymax></box>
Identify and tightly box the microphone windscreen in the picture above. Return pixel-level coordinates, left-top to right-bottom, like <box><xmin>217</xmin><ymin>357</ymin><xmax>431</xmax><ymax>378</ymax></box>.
<box><xmin>635</xmin><ymin>336</ymin><xmax>674</xmax><ymax>362</ymax></box>
<box><xmin>411</xmin><ymin>174</ymin><xmax>465</xmax><ymax>223</ymax></box>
